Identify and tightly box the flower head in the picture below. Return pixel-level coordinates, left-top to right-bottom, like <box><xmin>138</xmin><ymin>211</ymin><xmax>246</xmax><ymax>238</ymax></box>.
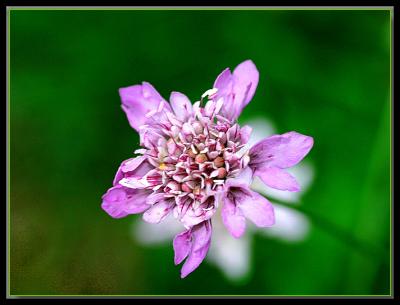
<box><xmin>101</xmin><ymin>60</ymin><xmax>314</xmax><ymax>278</ymax></box>
<box><xmin>133</xmin><ymin>117</ymin><xmax>314</xmax><ymax>281</ymax></box>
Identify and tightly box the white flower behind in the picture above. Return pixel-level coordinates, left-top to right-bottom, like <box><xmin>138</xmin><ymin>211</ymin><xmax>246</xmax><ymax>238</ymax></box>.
<box><xmin>207</xmin><ymin>210</ymin><xmax>251</xmax><ymax>280</ymax></box>
<box><xmin>134</xmin><ymin>213</ymin><xmax>184</xmax><ymax>245</ymax></box>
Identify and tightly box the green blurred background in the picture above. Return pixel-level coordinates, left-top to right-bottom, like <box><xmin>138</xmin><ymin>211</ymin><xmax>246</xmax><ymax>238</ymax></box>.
<box><xmin>9</xmin><ymin>9</ymin><xmax>391</xmax><ymax>295</ymax></box>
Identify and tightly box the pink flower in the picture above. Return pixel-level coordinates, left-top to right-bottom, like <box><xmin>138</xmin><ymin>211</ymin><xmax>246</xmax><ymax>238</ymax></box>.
<box><xmin>101</xmin><ymin>60</ymin><xmax>314</xmax><ymax>278</ymax></box>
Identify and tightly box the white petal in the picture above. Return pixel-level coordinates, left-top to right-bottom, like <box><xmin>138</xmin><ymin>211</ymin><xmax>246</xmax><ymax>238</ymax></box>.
<box><xmin>132</xmin><ymin>213</ymin><xmax>184</xmax><ymax>245</ymax></box>
<box><xmin>207</xmin><ymin>216</ymin><xmax>251</xmax><ymax>280</ymax></box>
<box><xmin>241</xmin><ymin>117</ymin><xmax>277</xmax><ymax>148</ymax></box>
<box><xmin>258</xmin><ymin>204</ymin><xmax>310</xmax><ymax>242</ymax></box>
<box><xmin>289</xmin><ymin>161</ymin><xmax>315</xmax><ymax>193</ymax></box>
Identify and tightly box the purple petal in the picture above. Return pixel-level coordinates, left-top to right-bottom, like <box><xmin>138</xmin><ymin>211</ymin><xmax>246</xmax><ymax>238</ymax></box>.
<box><xmin>255</xmin><ymin>166</ymin><xmax>300</xmax><ymax>192</ymax></box>
<box><xmin>213</xmin><ymin>68</ymin><xmax>233</xmax><ymax>97</ymax></box>
<box><xmin>121</xmin><ymin>155</ymin><xmax>146</xmax><ymax>172</ymax></box>
<box><xmin>232</xmin><ymin>60</ymin><xmax>259</xmax><ymax>108</ymax></box>
<box><xmin>173</xmin><ymin>230</ymin><xmax>192</xmax><ymax>265</ymax></box>
<box><xmin>250</xmin><ymin>131</ymin><xmax>314</xmax><ymax>169</ymax></box>
<box><xmin>139</xmin><ymin>126</ymin><xmax>165</xmax><ymax>150</ymax></box>
<box><xmin>170</xmin><ymin>91</ymin><xmax>193</xmax><ymax>121</ymax></box>
<box><xmin>131</xmin><ymin>161</ymin><xmax>155</xmax><ymax>179</ymax></box>
<box><xmin>240</xmin><ymin>125</ymin><xmax>252</xmax><ymax>144</ymax></box>
<box><xmin>181</xmin><ymin>220</ymin><xmax>212</xmax><ymax>278</ymax></box>
<box><xmin>113</xmin><ymin>167</ymin><xmax>125</xmax><ymax>187</ymax></box>
<box><xmin>181</xmin><ymin>240</ymin><xmax>211</xmax><ymax>278</ymax></box>
<box><xmin>178</xmin><ymin>196</ymin><xmax>216</xmax><ymax>228</ymax></box>
<box><xmin>113</xmin><ymin>156</ymin><xmax>150</xmax><ymax>186</ymax></box>
<box><xmin>226</xmin><ymin>124</ymin><xmax>240</xmax><ymax>142</ymax></box>
<box><xmin>221</xmin><ymin>195</ymin><xmax>246</xmax><ymax>238</ymax></box>
<box><xmin>225</xmin><ymin>166</ymin><xmax>253</xmax><ymax>189</ymax></box>
<box><xmin>191</xmin><ymin>219</ymin><xmax>212</xmax><ymax>250</ymax></box>
<box><xmin>146</xmin><ymin>192</ymin><xmax>166</xmax><ymax>205</ymax></box>
<box><xmin>213</xmin><ymin>60</ymin><xmax>259</xmax><ymax>121</ymax></box>
<box><xmin>179</xmin><ymin>208</ymin><xmax>215</xmax><ymax>228</ymax></box>
<box><xmin>118</xmin><ymin>176</ymin><xmax>147</xmax><ymax>189</ymax></box>
<box><xmin>119</xmin><ymin>82</ymin><xmax>169</xmax><ymax>131</ymax></box>
<box><xmin>213</xmin><ymin>68</ymin><xmax>236</xmax><ymax>120</ymax></box>
<box><xmin>101</xmin><ymin>186</ymin><xmax>150</xmax><ymax>219</ymax></box>
<box><xmin>238</xmin><ymin>190</ymin><xmax>275</xmax><ymax>227</ymax></box>
<box><xmin>142</xmin><ymin>199</ymin><xmax>174</xmax><ymax>224</ymax></box>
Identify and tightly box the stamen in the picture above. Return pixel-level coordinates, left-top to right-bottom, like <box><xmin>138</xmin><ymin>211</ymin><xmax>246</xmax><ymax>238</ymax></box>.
<box><xmin>201</xmin><ymin>88</ymin><xmax>218</xmax><ymax>100</ymax></box>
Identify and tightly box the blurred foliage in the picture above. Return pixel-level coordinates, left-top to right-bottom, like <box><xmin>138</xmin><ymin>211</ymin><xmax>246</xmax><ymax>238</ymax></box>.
<box><xmin>9</xmin><ymin>9</ymin><xmax>391</xmax><ymax>295</ymax></box>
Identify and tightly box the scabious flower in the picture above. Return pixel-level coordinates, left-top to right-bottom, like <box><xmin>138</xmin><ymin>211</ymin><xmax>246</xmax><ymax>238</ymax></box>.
<box><xmin>133</xmin><ymin>117</ymin><xmax>315</xmax><ymax>281</ymax></box>
<box><xmin>101</xmin><ymin>60</ymin><xmax>314</xmax><ymax>278</ymax></box>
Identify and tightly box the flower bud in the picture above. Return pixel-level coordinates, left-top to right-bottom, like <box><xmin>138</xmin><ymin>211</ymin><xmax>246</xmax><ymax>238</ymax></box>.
<box><xmin>195</xmin><ymin>153</ymin><xmax>208</xmax><ymax>163</ymax></box>
<box><xmin>213</xmin><ymin>156</ymin><xmax>225</xmax><ymax>167</ymax></box>
<box><xmin>217</xmin><ymin>167</ymin><xmax>227</xmax><ymax>178</ymax></box>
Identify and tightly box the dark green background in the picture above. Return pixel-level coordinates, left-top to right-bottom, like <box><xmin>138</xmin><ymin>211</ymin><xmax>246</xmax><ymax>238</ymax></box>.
<box><xmin>10</xmin><ymin>9</ymin><xmax>391</xmax><ymax>295</ymax></box>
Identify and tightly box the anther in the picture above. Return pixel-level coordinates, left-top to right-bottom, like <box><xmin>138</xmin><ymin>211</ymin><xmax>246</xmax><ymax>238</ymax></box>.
<box><xmin>159</xmin><ymin>163</ymin><xmax>167</xmax><ymax>170</ymax></box>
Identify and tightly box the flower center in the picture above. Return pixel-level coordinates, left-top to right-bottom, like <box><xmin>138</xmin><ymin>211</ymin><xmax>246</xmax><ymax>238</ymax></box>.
<box><xmin>154</xmin><ymin>114</ymin><xmax>249</xmax><ymax>203</ymax></box>
<box><xmin>130</xmin><ymin>90</ymin><xmax>252</xmax><ymax>224</ymax></box>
